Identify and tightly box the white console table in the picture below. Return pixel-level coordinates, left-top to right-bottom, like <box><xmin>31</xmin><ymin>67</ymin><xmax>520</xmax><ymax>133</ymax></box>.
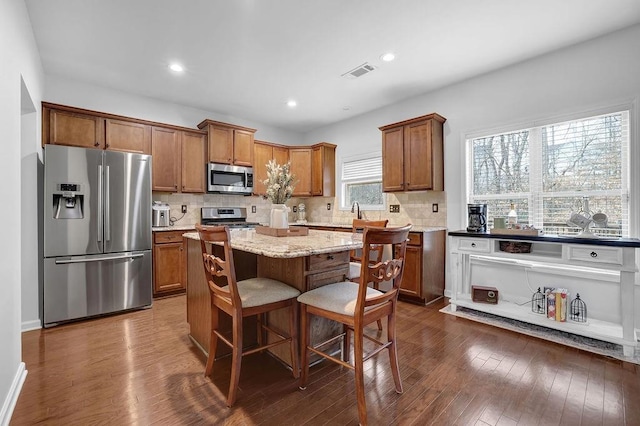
<box><xmin>448</xmin><ymin>231</ymin><xmax>640</xmax><ymax>357</ymax></box>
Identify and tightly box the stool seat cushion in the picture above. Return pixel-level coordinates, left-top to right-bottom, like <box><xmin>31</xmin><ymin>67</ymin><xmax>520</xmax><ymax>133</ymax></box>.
<box><xmin>223</xmin><ymin>278</ymin><xmax>300</xmax><ymax>308</ymax></box>
<box><xmin>297</xmin><ymin>281</ymin><xmax>383</xmax><ymax>316</ymax></box>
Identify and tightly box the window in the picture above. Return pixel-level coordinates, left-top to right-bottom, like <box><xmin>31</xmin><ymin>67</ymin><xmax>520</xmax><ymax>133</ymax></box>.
<box><xmin>340</xmin><ymin>155</ymin><xmax>384</xmax><ymax>210</ymax></box>
<box><xmin>467</xmin><ymin>110</ymin><xmax>630</xmax><ymax>237</ymax></box>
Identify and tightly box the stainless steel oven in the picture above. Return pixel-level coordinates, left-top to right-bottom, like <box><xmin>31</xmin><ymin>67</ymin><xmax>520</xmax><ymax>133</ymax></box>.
<box><xmin>207</xmin><ymin>163</ymin><xmax>254</xmax><ymax>195</ymax></box>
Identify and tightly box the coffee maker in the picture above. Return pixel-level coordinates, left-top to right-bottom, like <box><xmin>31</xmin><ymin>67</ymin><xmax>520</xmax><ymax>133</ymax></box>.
<box><xmin>467</xmin><ymin>203</ymin><xmax>488</xmax><ymax>232</ymax></box>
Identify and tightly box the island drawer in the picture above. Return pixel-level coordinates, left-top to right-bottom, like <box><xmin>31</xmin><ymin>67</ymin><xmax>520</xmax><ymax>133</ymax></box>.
<box><xmin>566</xmin><ymin>245</ymin><xmax>623</xmax><ymax>266</ymax></box>
<box><xmin>307</xmin><ymin>250</ymin><xmax>350</xmax><ymax>272</ymax></box>
<box><xmin>154</xmin><ymin>230</ymin><xmax>188</xmax><ymax>244</ymax></box>
<box><xmin>306</xmin><ymin>267</ymin><xmax>349</xmax><ymax>291</ymax></box>
<box><xmin>455</xmin><ymin>238</ymin><xmax>491</xmax><ymax>253</ymax></box>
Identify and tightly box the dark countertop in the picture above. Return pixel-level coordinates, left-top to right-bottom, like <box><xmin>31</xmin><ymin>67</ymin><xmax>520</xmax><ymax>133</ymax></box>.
<box><xmin>448</xmin><ymin>230</ymin><xmax>640</xmax><ymax>248</ymax></box>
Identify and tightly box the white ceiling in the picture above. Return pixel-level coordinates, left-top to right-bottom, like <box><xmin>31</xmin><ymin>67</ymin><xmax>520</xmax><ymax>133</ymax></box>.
<box><xmin>25</xmin><ymin>0</ymin><xmax>640</xmax><ymax>133</ymax></box>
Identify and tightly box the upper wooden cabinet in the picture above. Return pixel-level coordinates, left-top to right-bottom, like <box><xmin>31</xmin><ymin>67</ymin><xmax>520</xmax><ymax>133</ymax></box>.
<box><xmin>253</xmin><ymin>141</ymin><xmax>290</xmax><ymax>195</ymax></box>
<box><xmin>311</xmin><ymin>143</ymin><xmax>336</xmax><ymax>197</ymax></box>
<box><xmin>105</xmin><ymin>119</ymin><xmax>151</xmax><ymax>154</ymax></box>
<box><xmin>255</xmin><ymin>141</ymin><xmax>335</xmax><ymax>198</ymax></box>
<box><xmin>47</xmin><ymin>108</ymin><xmax>105</xmax><ymax>149</ymax></box>
<box><xmin>379</xmin><ymin>113</ymin><xmax>446</xmax><ymax>192</ymax></box>
<box><xmin>197</xmin><ymin>119</ymin><xmax>256</xmax><ymax>166</ymax></box>
<box><xmin>152</xmin><ymin>128</ymin><xmax>207</xmax><ymax>193</ymax></box>
<box><xmin>152</xmin><ymin>127</ymin><xmax>181</xmax><ymax>192</ymax></box>
<box><xmin>289</xmin><ymin>148</ymin><xmax>313</xmax><ymax>197</ymax></box>
<box><xmin>181</xmin><ymin>131</ymin><xmax>207</xmax><ymax>193</ymax></box>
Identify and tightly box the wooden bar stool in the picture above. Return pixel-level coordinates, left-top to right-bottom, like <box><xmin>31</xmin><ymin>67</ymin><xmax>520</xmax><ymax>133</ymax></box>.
<box><xmin>348</xmin><ymin>219</ymin><xmax>389</xmax><ymax>330</ymax></box>
<box><xmin>196</xmin><ymin>225</ymin><xmax>300</xmax><ymax>407</ymax></box>
<box><xmin>297</xmin><ymin>224</ymin><xmax>411</xmax><ymax>425</ymax></box>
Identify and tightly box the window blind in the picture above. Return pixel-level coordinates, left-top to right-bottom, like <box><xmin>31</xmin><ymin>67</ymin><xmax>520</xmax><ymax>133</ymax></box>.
<box><xmin>342</xmin><ymin>156</ymin><xmax>382</xmax><ymax>181</ymax></box>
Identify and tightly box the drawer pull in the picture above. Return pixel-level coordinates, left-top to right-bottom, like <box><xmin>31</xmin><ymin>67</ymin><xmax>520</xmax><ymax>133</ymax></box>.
<box><xmin>590</xmin><ymin>251</ymin><xmax>598</xmax><ymax>258</ymax></box>
<box><xmin>471</xmin><ymin>243</ymin><xmax>476</xmax><ymax>248</ymax></box>
<box><xmin>327</xmin><ymin>255</ymin><xmax>334</xmax><ymax>260</ymax></box>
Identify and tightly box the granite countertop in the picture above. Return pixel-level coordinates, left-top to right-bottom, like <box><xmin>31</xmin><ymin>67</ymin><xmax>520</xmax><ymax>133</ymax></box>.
<box><xmin>294</xmin><ymin>221</ymin><xmax>446</xmax><ymax>233</ymax></box>
<box><xmin>152</xmin><ymin>224</ymin><xmax>197</xmax><ymax>232</ymax></box>
<box><xmin>184</xmin><ymin>229</ymin><xmax>362</xmax><ymax>258</ymax></box>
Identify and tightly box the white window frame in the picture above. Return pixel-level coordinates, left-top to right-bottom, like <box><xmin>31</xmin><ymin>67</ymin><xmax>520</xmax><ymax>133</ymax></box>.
<box><xmin>339</xmin><ymin>153</ymin><xmax>385</xmax><ymax>211</ymax></box>
<box><xmin>463</xmin><ymin>103</ymin><xmax>636</xmax><ymax>237</ymax></box>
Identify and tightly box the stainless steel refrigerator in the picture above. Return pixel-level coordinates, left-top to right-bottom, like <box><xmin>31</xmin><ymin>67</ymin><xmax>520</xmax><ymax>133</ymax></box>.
<box><xmin>43</xmin><ymin>144</ymin><xmax>152</xmax><ymax>327</ymax></box>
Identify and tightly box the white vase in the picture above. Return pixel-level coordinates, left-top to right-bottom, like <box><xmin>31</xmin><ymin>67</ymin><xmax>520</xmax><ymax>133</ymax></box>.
<box><xmin>270</xmin><ymin>204</ymin><xmax>290</xmax><ymax>229</ymax></box>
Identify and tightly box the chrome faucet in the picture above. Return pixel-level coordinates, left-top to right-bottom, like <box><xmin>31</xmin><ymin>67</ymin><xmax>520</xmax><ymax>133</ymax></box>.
<box><xmin>351</xmin><ymin>201</ymin><xmax>362</xmax><ymax>219</ymax></box>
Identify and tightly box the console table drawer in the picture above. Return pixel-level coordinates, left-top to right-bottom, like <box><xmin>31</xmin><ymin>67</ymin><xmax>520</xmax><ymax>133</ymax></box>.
<box><xmin>456</xmin><ymin>238</ymin><xmax>491</xmax><ymax>253</ymax></box>
<box><xmin>566</xmin><ymin>245</ymin><xmax>623</xmax><ymax>266</ymax></box>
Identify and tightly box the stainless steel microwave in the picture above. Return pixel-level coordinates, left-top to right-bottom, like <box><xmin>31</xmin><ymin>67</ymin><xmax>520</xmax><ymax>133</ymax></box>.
<box><xmin>207</xmin><ymin>163</ymin><xmax>254</xmax><ymax>195</ymax></box>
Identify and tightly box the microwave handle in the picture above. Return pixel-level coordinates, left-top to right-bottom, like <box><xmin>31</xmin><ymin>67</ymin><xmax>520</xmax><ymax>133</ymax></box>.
<box><xmin>245</xmin><ymin>170</ymin><xmax>249</xmax><ymax>187</ymax></box>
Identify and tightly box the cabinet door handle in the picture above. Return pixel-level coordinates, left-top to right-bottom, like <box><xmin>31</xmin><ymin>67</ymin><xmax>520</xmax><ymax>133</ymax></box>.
<box><xmin>327</xmin><ymin>255</ymin><xmax>334</xmax><ymax>260</ymax></box>
<box><xmin>471</xmin><ymin>243</ymin><xmax>476</xmax><ymax>248</ymax></box>
<box><xmin>590</xmin><ymin>251</ymin><xmax>598</xmax><ymax>258</ymax></box>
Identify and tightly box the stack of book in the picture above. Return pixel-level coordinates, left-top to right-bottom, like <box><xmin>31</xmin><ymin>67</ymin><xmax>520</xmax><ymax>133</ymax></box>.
<box><xmin>545</xmin><ymin>288</ymin><xmax>569</xmax><ymax>322</ymax></box>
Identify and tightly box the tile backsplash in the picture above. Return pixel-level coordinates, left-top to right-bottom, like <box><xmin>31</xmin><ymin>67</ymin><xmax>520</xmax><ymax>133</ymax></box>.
<box><xmin>153</xmin><ymin>191</ymin><xmax>446</xmax><ymax>228</ymax></box>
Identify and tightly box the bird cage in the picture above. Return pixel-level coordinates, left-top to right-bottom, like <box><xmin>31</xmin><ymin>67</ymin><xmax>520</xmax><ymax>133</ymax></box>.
<box><xmin>531</xmin><ymin>287</ymin><xmax>545</xmax><ymax>314</ymax></box>
<box><xmin>570</xmin><ymin>293</ymin><xmax>587</xmax><ymax>322</ymax></box>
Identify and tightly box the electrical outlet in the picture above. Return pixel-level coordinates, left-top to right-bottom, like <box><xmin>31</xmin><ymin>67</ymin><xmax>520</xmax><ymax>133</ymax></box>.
<box><xmin>327</xmin><ymin>203</ymin><xmax>332</xmax><ymax>211</ymax></box>
<box><xmin>292</xmin><ymin>205</ymin><xmax>298</xmax><ymax>213</ymax></box>
<box><xmin>181</xmin><ymin>205</ymin><xmax>187</xmax><ymax>213</ymax></box>
<box><xmin>251</xmin><ymin>205</ymin><xmax>256</xmax><ymax>213</ymax></box>
<box><xmin>432</xmin><ymin>203</ymin><xmax>439</xmax><ymax>213</ymax></box>
<box><xmin>389</xmin><ymin>204</ymin><xmax>400</xmax><ymax>213</ymax></box>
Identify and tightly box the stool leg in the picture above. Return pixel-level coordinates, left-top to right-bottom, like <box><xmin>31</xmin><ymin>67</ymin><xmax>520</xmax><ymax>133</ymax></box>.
<box><xmin>299</xmin><ymin>303</ymin><xmax>309</xmax><ymax>390</ymax></box>
<box><xmin>342</xmin><ymin>324</ymin><xmax>351</xmax><ymax>363</ymax></box>
<box><xmin>354</xmin><ymin>325</ymin><xmax>368</xmax><ymax>426</ymax></box>
<box><xmin>387</xmin><ymin>308</ymin><xmax>403</xmax><ymax>394</ymax></box>
<box><xmin>205</xmin><ymin>304</ymin><xmax>219</xmax><ymax>377</ymax></box>
<box><xmin>289</xmin><ymin>300</ymin><xmax>300</xmax><ymax>379</ymax></box>
<box><xmin>227</xmin><ymin>311</ymin><xmax>243</xmax><ymax>407</ymax></box>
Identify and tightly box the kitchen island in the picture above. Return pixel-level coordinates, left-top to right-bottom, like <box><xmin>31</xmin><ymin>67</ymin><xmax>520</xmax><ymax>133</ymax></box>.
<box><xmin>183</xmin><ymin>228</ymin><xmax>362</xmax><ymax>367</ymax></box>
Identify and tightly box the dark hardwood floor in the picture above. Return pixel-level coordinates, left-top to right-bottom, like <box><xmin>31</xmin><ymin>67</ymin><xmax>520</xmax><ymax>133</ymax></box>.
<box><xmin>12</xmin><ymin>295</ymin><xmax>640</xmax><ymax>425</ymax></box>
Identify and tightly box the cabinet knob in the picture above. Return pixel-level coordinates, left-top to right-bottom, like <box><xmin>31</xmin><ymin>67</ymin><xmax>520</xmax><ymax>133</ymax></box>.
<box><xmin>327</xmin><ymin>255</ymin><xmax>334</xmax><ymax>260</ymax></box>
<box><xmin>471</xmin><ymin>243</ymin><xmax>476</xmax><ymax>247</ymax></box>
<box><xmin>106</xmin><ymin>143</ymin><xmax>110</xmax><ymax>148</ymax></box>
<box><xmin>590</xmin><ymin>251</ymin><xmax>598</xmax><ymax>258</ymax></box>
<box><xmin>174</xmin><ymin>185</ymin><xmax>178</xmax><ymax>190</ymax></box>
<box><xmin>94</xmin><ymin>141</ymin><xmax>100</xmax><ymax>147</ymax></box>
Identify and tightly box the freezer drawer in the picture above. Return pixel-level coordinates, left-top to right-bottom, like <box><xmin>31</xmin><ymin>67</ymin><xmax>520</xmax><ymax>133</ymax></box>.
<box><xmin>44</xmin><ymin>250</ymin><xmax>152</xmax><ymax>327</ymax></box>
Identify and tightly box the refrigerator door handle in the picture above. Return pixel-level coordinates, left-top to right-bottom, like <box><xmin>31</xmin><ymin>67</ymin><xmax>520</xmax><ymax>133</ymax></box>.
<box><xmin>105</xmin><ymin>165</ymin><xmax>110</xmax><ymax>242</ymax></box>
<box><xmin>97</xmin><ymin>164</ymin><xmax>103</xmax><ymax>242</ymax></box>
<box><xmin>55</xmin><ymin>253</ymin><xmax>145</xmax><ymax>264</ymax></box>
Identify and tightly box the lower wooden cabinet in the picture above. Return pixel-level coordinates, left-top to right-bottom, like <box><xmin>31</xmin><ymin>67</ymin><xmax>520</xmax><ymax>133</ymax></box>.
<box><xmin>153</xmin><ymin>230</ymin><xmax>191</xmax><ymax>297</ymax></box>
<box><xmin>398</xmin><ymin>230</ymin><xmax>446</xmax><ymax>304</ymax></box>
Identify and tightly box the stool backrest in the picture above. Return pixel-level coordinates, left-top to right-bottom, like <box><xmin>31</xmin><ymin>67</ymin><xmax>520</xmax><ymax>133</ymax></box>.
<box><xmin>350</xmin><ymin>219</ymin><xmax>389</xmax><ymax>264</ymax></box>
<box><xmin>195</xmin><ymin>225</ymin><xmax>242</xmax><ymax>307</ymax></box>
<box><xmin>355</xmin><ymin>224</ymin><xmax>412</xmax><ymax>315</ymax></box>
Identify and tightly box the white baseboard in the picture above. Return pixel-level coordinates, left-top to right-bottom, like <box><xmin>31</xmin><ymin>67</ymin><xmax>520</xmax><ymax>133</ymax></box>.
<box><xmin>0</xmin><ymin>362</ymin><xmax>27</xmax><ymax>426</ymax></box>
<box><xmin>21</xmin><ymin>319</ymin><xmax>41</xmax><ymax>332</ymax></box>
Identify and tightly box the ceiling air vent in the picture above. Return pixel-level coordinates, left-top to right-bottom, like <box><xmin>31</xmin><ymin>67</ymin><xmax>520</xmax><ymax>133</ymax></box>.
<box><xmin>341</xmin><ymin>62</ymin><xmax>376</xmax><ymax>79</ymax></box>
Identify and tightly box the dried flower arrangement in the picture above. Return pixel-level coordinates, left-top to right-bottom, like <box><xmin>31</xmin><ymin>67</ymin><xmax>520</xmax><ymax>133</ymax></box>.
<box><xmin>263</xmin><ymin>159</ymin><xmax>296</xmax><ymax>204</ymax></box>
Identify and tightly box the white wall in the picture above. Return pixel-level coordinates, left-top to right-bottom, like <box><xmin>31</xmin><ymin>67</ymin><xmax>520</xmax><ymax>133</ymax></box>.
<box><xmin>304</xmin><ymin>24</ymin><xmax>640</xmax><ymax>323</ymax></box>
<box><xmin>44</xmin><ymin>75</ymin><xmax>304</xmax><ymax>145</ymax></box>
<box><xmin>0</xmin><ymin>0</ymin><xmax>44</xmax><ymax>423</ymax></box>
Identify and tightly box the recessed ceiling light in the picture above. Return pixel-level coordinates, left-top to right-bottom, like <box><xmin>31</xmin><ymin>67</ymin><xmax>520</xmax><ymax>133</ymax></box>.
<box><xmin>169</xmin><ymin>63</ymin><xmax>184</xmax><ymax>72</ymax></box>
<box><xmin>381</xmin><ymin>53</ymin><xmax>395</xmax><ymax>62</ymax></box>
<box><xmin>286</xmin><ymin>100</ymin><xmax>297</xmax><ymax>108</ymax></box>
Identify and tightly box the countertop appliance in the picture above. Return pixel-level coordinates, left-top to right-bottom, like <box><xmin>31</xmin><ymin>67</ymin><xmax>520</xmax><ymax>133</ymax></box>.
<box><xmin>467</xmin><ymin>203</ymin><xmax>487</xmax><ymax>232</ymax></box>
<box><xmin>207</xmin><ymin>163</ymin><xmax>254</xmax><ymax>195</ymax></box>
<box><xmin>201</xmin><ymin>207</ymin><xmax>261</xmax><ymax>228</ymax></box>
<box><xmin>152</xmin><ymin>201</ymin><xmax>170</xmax><ymax>227</ymax></box>
<box><xmin>43</xmin><ymin>145</ymin><xmax>152</xmax><ymax>327</ymax></box>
